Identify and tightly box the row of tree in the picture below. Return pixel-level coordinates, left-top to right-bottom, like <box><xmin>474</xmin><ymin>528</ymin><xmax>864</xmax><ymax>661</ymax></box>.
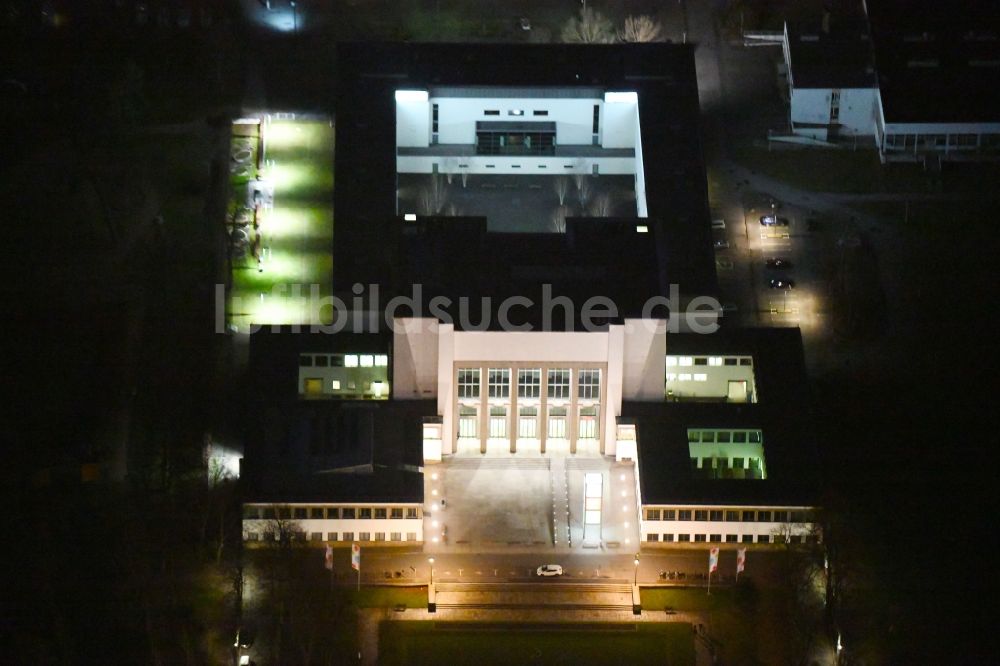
<box><xmin>562</xmin><ymin>10</ymin><xmax>665</xmax><ymax>44</ymax></box>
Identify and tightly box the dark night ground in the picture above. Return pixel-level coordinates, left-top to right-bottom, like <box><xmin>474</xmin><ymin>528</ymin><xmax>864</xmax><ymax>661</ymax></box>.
<box><xmin>3</xmin><ymin>5</ymin><xmax>999</xmax><ymax>665</ymax></box>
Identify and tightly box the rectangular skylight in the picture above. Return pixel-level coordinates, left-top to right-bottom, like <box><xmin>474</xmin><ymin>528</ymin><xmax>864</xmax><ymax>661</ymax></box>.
<box><xmin>395</xmin><ymin>90</ymin><xmax>428</xmax><ymax>102</ymax></box>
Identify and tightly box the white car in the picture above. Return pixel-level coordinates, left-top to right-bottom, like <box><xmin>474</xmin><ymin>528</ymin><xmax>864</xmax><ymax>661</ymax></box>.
<box><xmin>536</xmin><ymin>564</ymin><xmax>564</xmax><ymax>577</ymax></box>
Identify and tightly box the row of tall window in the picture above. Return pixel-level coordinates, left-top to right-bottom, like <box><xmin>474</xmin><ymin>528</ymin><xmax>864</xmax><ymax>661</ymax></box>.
<box><xmin>244</xmin><ymin>506</ymin><xmax>420</xmax><ymax>520</ymax></box>
<box><xmin>666</xmin><ymin>356</ymin><xmax>752</xmax><ymax>367</ymax></box>
<box><xmin>688</xmin><ymin>429</ymin><xmax>762</xmax><ymax>444</ymax></box>
<box><xmin>457</xmin><ymin>368</ymin><xmax>600</xmax><ymax>400</ymax></box>
<box><xmin>646</xmin><ymin>533</ymin><xmax>817</xmax><ymax>544</ymax></box>
<box><xmin>299</xmin><ymin>353</ymin><xmax>389</xmax><ymax>368</ymax></box>
<box><xmin>245</xmin><ymin>531</ymin><xmax>418</xmax><ymax>543</ymax></box>
<box><xmin>643</xmin><ymin>508</ymin><xmax>811</xmax><ymax>522</ymax></box>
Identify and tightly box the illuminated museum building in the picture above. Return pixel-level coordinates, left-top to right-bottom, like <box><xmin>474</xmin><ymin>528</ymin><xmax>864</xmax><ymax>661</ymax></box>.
<box><xmin>241</xmin><ymin>43</ymin><xmax>820</xmax><ymax>549</ymax></box>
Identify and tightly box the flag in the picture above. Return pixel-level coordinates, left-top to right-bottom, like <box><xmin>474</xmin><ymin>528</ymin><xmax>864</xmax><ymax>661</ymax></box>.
<box><xmin>351</xmin><ymin>542</ymin><xmax>361</xmax><ymax>571</ymax></box>
<box><xmin>324</xmin><ymin>544</ymin><xmax>333</xmax><ymax>571</ymax></box>
<box><xmin>736</xmin><ymin>548</ymin><xmax>746</xmax><ymax>575</ymax></box>
<box><xmin>708</xmin><ymin>547</ymin><xmax>719</xmax><ymax>573</ymax></box>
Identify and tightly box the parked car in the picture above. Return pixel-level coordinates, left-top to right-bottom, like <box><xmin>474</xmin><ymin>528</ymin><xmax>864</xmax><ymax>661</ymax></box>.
<box><xmin>519</xmin><ymin>17</ymin><xmax>531</xmax><ymax>30</ymax></box>
<box><xmin>536</xmin><ymin>564</ymin><xmax>564</xmax><ymax>577</ymax></box>
<box><xmin>769</xmin><ymin>278</ymin><xmax>795</xmax><ymax>290</ymax></box>
<box><xmin>765</xmin><ymin>258</ymin><xmax>792</xmax><ymax>269</ymax></box>
<box><xmin>711</xmin><ymin>219</ymin><xmax>726</xmax><ymax>230</ymax></box>
<box><xmin>713</xmin><ymin>239</ymin><xmax>730</xmax><ymax>249</ymax></box>
<box><xmin>759</xmin><ymin>215</ymin><xmax>789</xmax><ymax>226</ymax></box>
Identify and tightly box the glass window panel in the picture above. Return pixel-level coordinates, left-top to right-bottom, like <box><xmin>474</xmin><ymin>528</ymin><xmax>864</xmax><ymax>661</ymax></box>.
<box><xmin>578</xmin><ymin>369</ymin><xmax>601</xmax><ymax>399</ymax></box>
<box><xmin>457</xmin><ymin>369</ymin><xmax>480</xmax><ymax>399</ymax></box>
<box><xmin>488</xmin><ymin>368</ymin><xmax>510</xmax><ymax>398</ymax></box>
<box><xmin>518</xmin><ymin>368</ymin><xmax>541</xmax><ymax>398</ymax></box>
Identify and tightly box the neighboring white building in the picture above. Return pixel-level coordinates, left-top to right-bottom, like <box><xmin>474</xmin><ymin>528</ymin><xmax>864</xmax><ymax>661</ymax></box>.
<box><xmin>781</xmin><ymin>17</ymin><xmax>879</xmax><ymax>141</ymax></box>
<box><xmin>780</xmin><ymin>2</ymin><xmax>1000</xmax><ymax>162</ymax></box>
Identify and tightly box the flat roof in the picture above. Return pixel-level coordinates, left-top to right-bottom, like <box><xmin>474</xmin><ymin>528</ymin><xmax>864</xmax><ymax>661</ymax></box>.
<box><xmin>866</xmin><ymin>0</ymin><xmax>1000</xmax><ymax>124</ymax></box>
<box><xmin>786</xmin><ymin>18</ymin><xmax>876</xmax><ymax>89</ymax></box>
<box><xmin>334</xmin><ymin>42</ymin><xmax>716</xmax><ymax>329</ymax></box>
<box><xmin>242</xmin><ymin>399</ymin><xmax>431</xmax><ymax>504</ymax></box>
<box><xmin>628</xmin><ymin>328</ymin><xmax>820</xmax><ymax>506</ymax></box>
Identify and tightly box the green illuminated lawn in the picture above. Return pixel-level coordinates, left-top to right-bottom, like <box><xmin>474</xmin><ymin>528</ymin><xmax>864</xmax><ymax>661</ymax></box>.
<box><xmin>379</xmin><ymin>622</ymin><xmax>694</xmax><ymax>666</ymax></box>
<box><xmin>229</xmin><ymin>119</ymin><xmax>335</xmax><ymax>330</ymax></box>
<box><xmin>639</xmin><ymin>587</ymin><xmax>732</xmax><ymax>612</ymax></box>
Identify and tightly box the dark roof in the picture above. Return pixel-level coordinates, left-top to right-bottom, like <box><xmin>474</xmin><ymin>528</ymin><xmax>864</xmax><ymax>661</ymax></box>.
<box><xmin>333</xmin><ymin>42</ymin><xmax>716</xmax><ymax>330</ymax></box>
<box><xmin>866</xmin><ymin>0</ymin><xmax>1000</xmax><ymax>123</ymax></box>
<box><xmin>242</xmin><ymin>400</ymin><xmax>432</xmax><ymax>503</ymax></box>
<box><xmin>628</xmin><ymin>328</ymin><xmax>820</xmax><ymax>506</ymax></box>
<box><xmin>786</xmin><ymin>18</ymin><xmax>877</xmax><ymax>89</ymax></box>
<box><xmin>387</xmin><ymin>216</ymin><xmax>664</xmax><ymax>329</ymax></box>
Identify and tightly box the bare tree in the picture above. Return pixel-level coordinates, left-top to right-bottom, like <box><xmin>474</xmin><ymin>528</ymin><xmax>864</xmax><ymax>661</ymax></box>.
<box><xmin>577</xmin><ymin>177</ymin><xmax>592</xmax><ymax>209</ymax></box>
<box><xmin>550</xmin><ymin>206</ymin><xmax>571</xmax><ymax>233</ymax></box>
<box><xmin>589</xmin><ymin>193</ymin><xmax>613</xmax><ymax>217</ymax></box>
<box><xmin>617</xmin><ymin>15</ymin><xmax>664</xmax><ymax>43</ymax></box>
<box><xmin>561</xmin><ymin>7</ymin><xmax>613</xmax><ymax>43</ymax></box>
<box><xmin>573</xmin><ymin>159</ymin><xmax>588</xmax><ymax>191</ymax></box>
<box><xmin>553</xmin><ymin>176</ymin><xmax>570</xmax><ymax>205</ymax></box>
<box><xmin>418</xmin><ymin>173</ymin><xmax>447</xmax><ymax>215</ymax></box>
<box><xmin>444</xmin><ymin>157</ymin><xmax>458</xmax><ymax>184</ymax></box>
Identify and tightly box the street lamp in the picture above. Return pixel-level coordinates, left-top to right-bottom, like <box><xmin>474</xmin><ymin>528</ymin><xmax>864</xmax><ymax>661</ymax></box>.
<box><xmin>633</xmin><ymin>555</ymin><xmax>640</xmax><ymax>585</ymax></box>
<box><xmin>428</xmin><ymin>557</ymin><xmax>435</xmax><ymax>586</ymax></box>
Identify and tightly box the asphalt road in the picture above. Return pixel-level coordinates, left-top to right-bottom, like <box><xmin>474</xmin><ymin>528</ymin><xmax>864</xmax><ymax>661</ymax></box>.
<box><xmin>325</xmin><ymin>546</ymin><xmax>782</xmax><ymax>586</ymax></box>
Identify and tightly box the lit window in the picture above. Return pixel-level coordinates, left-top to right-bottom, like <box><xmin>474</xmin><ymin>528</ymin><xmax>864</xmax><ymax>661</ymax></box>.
<box><xmin>508</xmin><ymin>109</ymin><xmax>524</xmax><ymax>116</ymax></box>
<box><xmin>360</xmin><ymin>355</ymin><xmax>374</xmax><ymax>367</ymax></box>
<box><xmin>345</xmin><ymin>355</ymin><xmax>359</xmax><ymax>367</ymax></box>
<box><xmin>578</xmin><ymin>369</ymin><xmax>601</xmax><ymax>400</ymax></box>
<box><xmin>518</xmin><ymin>369</ymin><xmax>541</xmax><ymax>398</ymax></box>
<box><xmin>666</xmin><ymin>357</ymin><xmax>678</xmax><ymax>367</ymax></box>
<box><xmin>679</xmin><ymin>357</ymin><xmax>693</xmax><ymax>366</ymax></box>
<box><xmin>693</xmin><ymin>373</ymin><xmax>707</xmax><ymax>382</ymax></box>
<box><xmin>457</xmin><ymin>369</ymin><xmax>480</xmax><ymax>399</ymax></box>
<box><xmin>709</xmin><ymin>357</ymin><xmax>723</xmax><ymax>366</ymax></box>
<box><xmin>488</xmin><ymin>368</ymin><xmax>510</xmax><ymax>398</ymax></box>
<box><xmin>375</xmin><ymin>354</ymin><xmax>389</xmax><ymax>367</ymax></box>
<box><xmin>679</xmin><ymin>373</ymin><xmax>692</xmax><ymax>381</ymax></box>
<box><xmin>547</xmin><ymin>369</ymin><xmax>571</xmax><ymax>399</ymax></box>
<box><xmin>331</xmin><ymin>380</ymin><xmax>341</xmax><ymax>390</ymax></box>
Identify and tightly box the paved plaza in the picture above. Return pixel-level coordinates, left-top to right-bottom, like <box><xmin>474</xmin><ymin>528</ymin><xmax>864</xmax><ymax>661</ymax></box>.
<box><xmin>397</xmin><ymin>173</ymin><xmax>637</xmax><ymax>232</ymax></box>
<box><xmin>424</xmin><ymin>452</ymin><xmax>641</xmax><ymax>554</ymax></box>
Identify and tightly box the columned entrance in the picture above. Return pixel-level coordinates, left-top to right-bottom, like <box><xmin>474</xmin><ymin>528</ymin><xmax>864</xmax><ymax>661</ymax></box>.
<box><xmin>452</xmin><ymin>362</ymin><xmax>606</xmax><ymax>457</ymax></box>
